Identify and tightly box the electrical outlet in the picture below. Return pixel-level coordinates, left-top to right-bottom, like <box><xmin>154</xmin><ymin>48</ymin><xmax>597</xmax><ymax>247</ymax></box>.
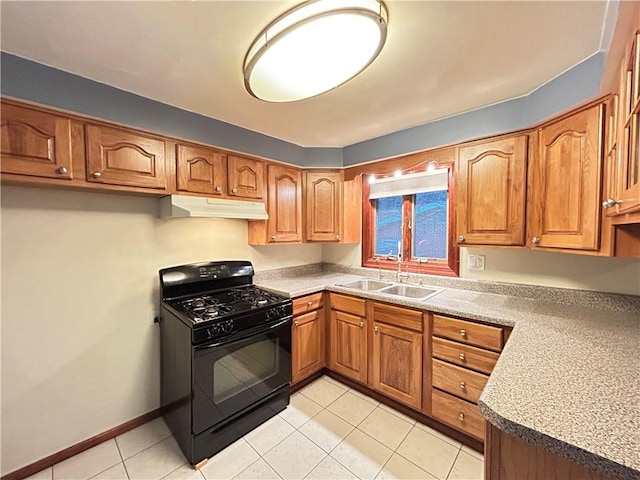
<box><xmin>468</xmin><ymin>254</ymin><xmax>485</xmax><ymax>271</ymax></box>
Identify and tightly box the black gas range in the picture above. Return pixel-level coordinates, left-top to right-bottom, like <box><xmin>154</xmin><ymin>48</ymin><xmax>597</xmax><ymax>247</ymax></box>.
<box><xmin>159</xmin><ymin>261</ymin><xmax>292</xmax><ymax>467</ymax></box>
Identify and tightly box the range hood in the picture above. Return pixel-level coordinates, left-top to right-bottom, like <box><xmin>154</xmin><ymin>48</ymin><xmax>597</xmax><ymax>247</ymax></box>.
<box><xmin>159</xmin><ymin>195</ymin><xmax>268</xmax><ymax>220</ymax></box>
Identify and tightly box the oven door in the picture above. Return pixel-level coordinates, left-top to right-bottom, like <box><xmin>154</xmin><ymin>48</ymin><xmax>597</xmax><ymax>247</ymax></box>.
<box><xmin>192</xmin><ymin>316</ymin><xmax>292</xmax><ymax>435</ymax></box>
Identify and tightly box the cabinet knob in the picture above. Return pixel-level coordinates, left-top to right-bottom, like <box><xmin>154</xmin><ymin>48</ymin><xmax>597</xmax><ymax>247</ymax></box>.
<box><xmin>307</xmin><ymin>301</ymin><xmax>313</xmax><ymax>306</ymax></box>
<box><xmin>294</xmin><ymin>321</ymin><xmax>299</xmax><ymax>326</ymax></box>
<box><xmin>374</xmin><ymin>326</ymin><xmax>379</xmax><ymax>333</ymax></box>
<box><xmin>359</xmin><ymin>321</ymin><xmax>364</xmax><ymax>328</ymax></box>
<box><xmin>458</xmin><ymin>413</ymin><xmax>465</xmax><ymax>421</ymax></box>
<box><xmin>271</xmin><ymin>235</ymin><xmax>277</xmax><ymax>241</ymax></box>
<box><xmin>92</xmin><ymin>172</ymin><xmax>102</xmax><ymax>178</ymax></box>
<box><xmin>459</xmin><ymin>353</ymin><xmax>466</xmax><ymax>361</ymax></box>
<box><xmin>215</xmin><ymin>185</ymin><xmax>222</xmax><ymax>192</ymax></box>
<box><xmin>460</xmin><ymin>329</ymin><xmax>467</xmax><ymax>338</ymax></box>
<box><xmin>56</xmin><ymin>167</ymin><xmax>68</xmax><ymax>175</ymax></box>
<box><xmin>460</xmin><ymin>381</ymin><xmax>466</xmax><ymax>389</ymax></box>
<box><xmin>458</xmin><ymin>235</ymin><xmax>465</xmax><ymax>243</ymax></box>
<box><xmin>335</xmin><ymin>234</ymin><xmax>340</xmax><ymax>240</ymax></box>
<box><xmin>532</xmin><ymin>237</ymin><xmax>540</xmax><ymax>244</ymax></box>
<box><xmin>232</xmin><ymin>187</ymin><xmax>238</xmax><ymax>194</ymax></box>
<box><xmin>602</xmin><ymin>198</ymin><xmax>623</xmax><ymax>208</ymax></box>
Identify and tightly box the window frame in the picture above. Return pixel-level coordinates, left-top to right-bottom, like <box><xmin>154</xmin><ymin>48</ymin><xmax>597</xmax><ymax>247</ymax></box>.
<box><xmin>361</xmin><ymin>161</ymin><xmax>459</xmax><ymax>277</ymax></box>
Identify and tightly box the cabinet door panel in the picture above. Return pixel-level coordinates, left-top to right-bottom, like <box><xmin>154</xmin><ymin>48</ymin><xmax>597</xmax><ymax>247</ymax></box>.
<box><xmin>176</xmin><ymin>144</ymin><xmax>225</xmax><ymax>195</ymax></box>
<box><xmin>329</xmin><ymin>310</ymin><xmax>367</xmax><ymax>384</ymax></box>
<box><xmin>457</xmin><ymin>135</ymin><xmax>527</xmax><ymax>245</ymax></box>
<box><xmin>267</xmin><ymin>164</ymin><xmax>302</xmax><ymax>243</ymax></box>
<box><xmin>531</xmin><ymin>105</ymin><xmax>603</xmax><ymax>250</ymax></box>
<box><xmin>1</xmin><ymin>103</ymin><xmax>73</xmax><ymax>179</ymax></box>
<box><xmin>372</xmin><ymin>322</ymin><xmax>422</xmax><ymax>409</ymax></box>
<box><xmin>292</xmin><ymin>308</ymin><xmax>325</xmax><ymax>384</ymax></box>
<box><xmin>306</xmin><ymin>171</ymin><xmax>341</xmax><ymax>241</ymax></box>
<box><xmin>86</xmin><ymin>124</ymin><xmax>167</xmax><ymax>189</ymax></box>
<box><xmin>228</xmin><ymin>155</ymin><xmax>264</xmax><ymax>199</ymax></box>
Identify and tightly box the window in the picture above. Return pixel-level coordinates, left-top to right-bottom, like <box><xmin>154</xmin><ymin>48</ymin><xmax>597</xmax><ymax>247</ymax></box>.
<box><xmin>362</xmin><ymin>162</ymin><xmax>459</xmax><ymax>276</ymax></box>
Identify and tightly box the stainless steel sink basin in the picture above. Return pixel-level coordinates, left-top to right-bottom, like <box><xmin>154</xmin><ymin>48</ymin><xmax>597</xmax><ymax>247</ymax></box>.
<box><xmin>378</xmin><ymin>284</ymin><xmax>444</xmax><ymax>300</ymax></box>
<box><xmin>339</xmin><ymin>279</ymin><xmax>394</xmax><ymax>291</ymax></box>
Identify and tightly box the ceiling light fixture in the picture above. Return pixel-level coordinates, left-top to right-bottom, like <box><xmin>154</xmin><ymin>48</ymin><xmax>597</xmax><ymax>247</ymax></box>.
<box><xmin>243</xmin><ymin>0</ymin><xmax>388</xmax><ymax>103</ymax></box>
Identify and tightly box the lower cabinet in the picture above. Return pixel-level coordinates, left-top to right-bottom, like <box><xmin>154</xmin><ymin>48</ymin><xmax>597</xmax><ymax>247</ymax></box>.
<box><xmin>292</xmin><ymin>293</ymin><xmax>325</xmax><ymax>385</ymax></box>
<box><xmin>370</xmin><ymin>302</ymin><xmax>423</xmax><ymax>410</ymax></box>
<box><xmin>429</xmin><ymin>314</ymin><xmax>509</xmax><ymax>441</ymax></box>
<box><xmin>328</xmin><ymin>294</ymin><xmax>368</xmax><ymax>384</ymax></box>
<box><xmin>485</xmin><ymin>423</ymin><xmax>611</xmax><ymax>480</ymax></box>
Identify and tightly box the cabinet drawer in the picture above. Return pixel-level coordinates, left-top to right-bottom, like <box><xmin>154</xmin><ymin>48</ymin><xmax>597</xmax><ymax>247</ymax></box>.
<box><xmin>293</xmin><ymin>292</ymin><xmax>324</xmax><ymax>316</ymax></box>
<box><xmin>432</xmin><ymin>359</ymin><xmax>488</xmax><ymax>404</ymax></box>
<box><xmin>432</xmin><ymin>337</ymin><xmax>499</xmax><ymax>374</ymax></box>
<box><xmin>432</xmin><ymin>389</ymin><xmax>484</xmax><ymax>440</ymax></box>
<box><xmin>330</xmin><ymin>293</ymin><xmax>366</xmax><ymax>316</ymax></box>
<box><xmin>373</xmin><ymin>302</ymin><xmax>422</xmax><ymax>332</ymax></box>
<box><xmin>433</xmin><ymin>315</ymin><xmax>503</xmax><ymax>351</ymax></box>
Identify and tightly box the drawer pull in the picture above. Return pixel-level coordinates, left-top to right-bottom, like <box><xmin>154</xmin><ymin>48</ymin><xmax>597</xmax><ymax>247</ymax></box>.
<box><xmin>460</xmin><ymin>329</ymin><xmax>467</xmax><ymax>338</ymax></box>
<box><xmin>294</xmin><ymin>321</ymin><xmax>299</xmax><ymax>326</ymax></box>
<box><xmin>374</xmin><ymin>326</ymin><xmax>379</xmax><ymax>333</ymax></box>
<box><xmin>308</xmin><ymin>301</ymin><xmax>313</xmax><ymax>306</ymax></box>
<box><xmin>459</xmin><ymin>413</ymin><xmax>465</xmax><ymax>421</ymax></box>
<box><xmin>459</xmin><ymin>353</ymin><xmax>466</xmax><ymax>361</ymax></box>
<box><xmin>460</xmin><ymin>381</ymin><xmax>466</xmax><ymax>389</ymax></box>
<box><xmin>359</xmin><ymin>321</ymin><xmax>365</xmax><ymax>328</ymax></box>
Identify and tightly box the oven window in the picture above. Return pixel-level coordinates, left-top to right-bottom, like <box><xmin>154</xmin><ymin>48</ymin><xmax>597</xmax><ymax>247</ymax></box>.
<box><xmin>213</xmin><ymin>338</ymin><xmax>280</xmax><ymax>403</ymax></box>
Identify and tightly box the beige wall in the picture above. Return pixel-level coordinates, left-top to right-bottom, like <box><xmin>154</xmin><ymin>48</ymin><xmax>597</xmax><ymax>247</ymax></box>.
<box><xmin>322</xmin><ymin>244</ymin><xmax>640</xmax><ymax>296</ymax></box>
<box><xmin>0</xmin><ymin>186</ymin><xmax>321</xmax><ymax>475</ymax></box>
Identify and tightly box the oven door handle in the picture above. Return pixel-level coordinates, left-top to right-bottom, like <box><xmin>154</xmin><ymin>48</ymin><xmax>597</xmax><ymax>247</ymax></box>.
<box><xmin>194</xmin><ymin>316</ymin><xmax>292</xmax><ymax>350</ymax></box>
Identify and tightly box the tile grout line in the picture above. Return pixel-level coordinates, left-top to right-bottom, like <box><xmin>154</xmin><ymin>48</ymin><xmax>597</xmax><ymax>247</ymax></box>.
<box><xmin>445</xmin><ymin>446</ymin><xmax>463</xmax><ymax>480</ymax></box>
<box><xmin>112</xmin><ymin>438</ymin><xmax>132</xmax><ymax>480</ymax></box>
<box><xmin>375</xmin><ymin>421</ymin><xmax>417</xmax><ymax>479</ymax></box>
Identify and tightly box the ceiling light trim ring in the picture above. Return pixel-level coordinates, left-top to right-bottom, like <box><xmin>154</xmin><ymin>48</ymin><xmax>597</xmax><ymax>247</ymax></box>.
<box><xmin>243</xmin><ymin>0</ymin><xmax>388</xmax><ymax>103</ymax></box>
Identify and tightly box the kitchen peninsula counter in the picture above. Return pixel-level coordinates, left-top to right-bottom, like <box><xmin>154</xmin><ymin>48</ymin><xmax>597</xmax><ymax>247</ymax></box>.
<box><xmin>256</xmin><ymin>268</ymin><xmax>640</xmax><ymax>479</ymax></box>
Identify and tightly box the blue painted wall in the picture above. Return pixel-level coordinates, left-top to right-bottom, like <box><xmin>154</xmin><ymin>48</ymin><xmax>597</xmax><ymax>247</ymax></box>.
<box><xmin>1</xmin><ymin>50</ymin><xmax>604</xmax><ymax>168</ymax></box>
<box><xmin>343</xmin><ymin>52</ymin><xmax>605</xmax><ymax>166</ymax></box>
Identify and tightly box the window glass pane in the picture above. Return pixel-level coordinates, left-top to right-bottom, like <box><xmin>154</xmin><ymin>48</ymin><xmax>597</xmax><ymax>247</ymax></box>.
<box><xmin>375</xmin><ymin>196</ymin><xmax>403</xmax><ymax>256</ymax></box>
<box><xmin>413</xmin><ymin>190</ymin><xmax>448</xmax><ymax>259</ymax></box>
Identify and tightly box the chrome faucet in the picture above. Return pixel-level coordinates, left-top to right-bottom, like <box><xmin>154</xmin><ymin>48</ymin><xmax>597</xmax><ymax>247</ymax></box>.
<box><xmin>396</xmin><ymin>251</ymin><xmax>408</xmax><ymax>283</ymax></box>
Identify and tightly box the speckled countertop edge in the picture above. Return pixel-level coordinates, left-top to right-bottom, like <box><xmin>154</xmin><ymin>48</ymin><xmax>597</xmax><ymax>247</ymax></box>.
<box><xmin>255</xmin><ymin>269</ymin><xmax>640</xmax><ymax>479</ymax></box>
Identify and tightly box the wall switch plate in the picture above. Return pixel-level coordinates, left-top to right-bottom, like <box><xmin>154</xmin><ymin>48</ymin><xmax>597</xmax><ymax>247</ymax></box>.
<box><xmin>468</xmin><ymin>254</ymin><xmax>485</xmax><ymax>270</ymax></box>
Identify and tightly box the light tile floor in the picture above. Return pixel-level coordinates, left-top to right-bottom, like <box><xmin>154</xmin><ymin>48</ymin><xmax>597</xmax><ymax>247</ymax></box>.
<box><xmin>27</xmin><ymin>376</ymin><xmax>484</xmax><ymax>480</ymax></box>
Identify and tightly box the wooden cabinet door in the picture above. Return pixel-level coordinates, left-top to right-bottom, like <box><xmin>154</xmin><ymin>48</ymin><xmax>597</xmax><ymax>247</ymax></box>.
<box><xmin>292</xmin><ymin>308</ymin><xmax>325</xmax><ymax>384</ymax></box>
<box><xmin>329</xmin><ymin>310</ymin><xmax>367</xmax><ymax>384</ymax></box>
<box><xmin>228</xmin><ymin>155</ymin><xmax>264</xmax><ymax>199</ymax></box>
<box><xmin>176</xmin><ymin>143</ymin><xmax>226</xmax><ymax>195</ymax></box>
<box><xmin>305</xmin><ymin>171</ymin><xmax>342</xmax><ymax>242</ymax></box>
<box><xmin>457</xmin><ymin>135</ymin><xmax>527</xmax><ymax>245</ymax></box>
<box><xmin>267</xmin><ymin>164</ymin><xmax>302</xmax><ymax>243</ymax></box>
<box><xmin>85</xmin><ymin>124</ymin><xmax>167</xmax><ymax>189</ymax></box>
<box><xmin>530</xmin><ymin>105</ymin><xmax>603</xmax><ymax>250</ymax></box>
<box><xmin>1</xmin><ymin>102</ymin><xmax>73</xmax><ymax>179</ymax></box>
<box><xmin>371</xmin><ymin>322</ymin><xmax>422</xmax><ymax>409</ymax></box>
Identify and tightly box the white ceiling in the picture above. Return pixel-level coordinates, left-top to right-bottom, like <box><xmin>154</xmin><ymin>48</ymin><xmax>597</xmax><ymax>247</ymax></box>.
<box><xmin>0</xmin><ymin>1</ymin><xmax>609</xmax><ymax>147</ymax></box>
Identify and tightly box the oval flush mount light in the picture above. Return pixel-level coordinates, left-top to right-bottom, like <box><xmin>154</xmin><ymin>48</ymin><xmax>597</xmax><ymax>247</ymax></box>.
<box><xmin>244</xmin><ymin>0</ymin><xmax>388</xmax><ymax>103</ymax></box>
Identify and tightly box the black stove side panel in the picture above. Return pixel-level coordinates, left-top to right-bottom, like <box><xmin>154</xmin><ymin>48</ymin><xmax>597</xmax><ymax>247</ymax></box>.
<box><xmin>160</xmin><ymin>307</ymin><xmax>193</xmax><ymax>463</ymax></box>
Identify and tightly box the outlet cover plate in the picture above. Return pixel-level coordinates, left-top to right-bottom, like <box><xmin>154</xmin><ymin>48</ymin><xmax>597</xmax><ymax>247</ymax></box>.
<box><xmin>468</xmin><ymin>254</ymin><xmax>485</xmax><ymax>271</ymax></box>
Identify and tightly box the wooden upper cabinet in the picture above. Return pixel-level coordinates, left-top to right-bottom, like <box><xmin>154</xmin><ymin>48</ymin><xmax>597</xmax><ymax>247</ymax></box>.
<box><xmin>456</xmin><ymin>135</ymin><xmax>528</xmax><ymax>245</ymax></box>
<box><xmin>305</xmin><ymin>171</ymin><xmax>342</xmax><ymax>242</ymax></box>
<box><xmin>529</xmin><ymin>104</ymin><xmax>603</xmax><ymax>251</ymax></box>
<box><xmin>267</xmin><ymin>164</ymin><xmax>302</xmax><ymax>243</ymax></box>
<box><xmin>85</xmin><ymin>124</ymin><xmax>167</xmax><ymax>189</ymax></box>
<box><xmin>1</xmin><ymin>102</ymin><xmax>73</xmax><ymax>179</ymax></box>
<box><xmin>176</xmin><ymin>143</ymin><xmax>226</xmax><ymax>195</ymax></box>
<box><xmin>227</xmin><ymin>155</ymin><xmax>264</xmax><ymax>200</ymax></box>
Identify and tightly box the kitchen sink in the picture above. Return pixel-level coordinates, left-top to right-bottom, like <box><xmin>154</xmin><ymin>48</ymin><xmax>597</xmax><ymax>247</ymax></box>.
<box><xmin>338</xmin><ymin>279</ymin><xmax>394</xmax><ymax>290</ymax></box>
<box><xmin>378</xmin><ymin>284</ymin><xmax>444</xmax><ymax>300</ymax></box>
